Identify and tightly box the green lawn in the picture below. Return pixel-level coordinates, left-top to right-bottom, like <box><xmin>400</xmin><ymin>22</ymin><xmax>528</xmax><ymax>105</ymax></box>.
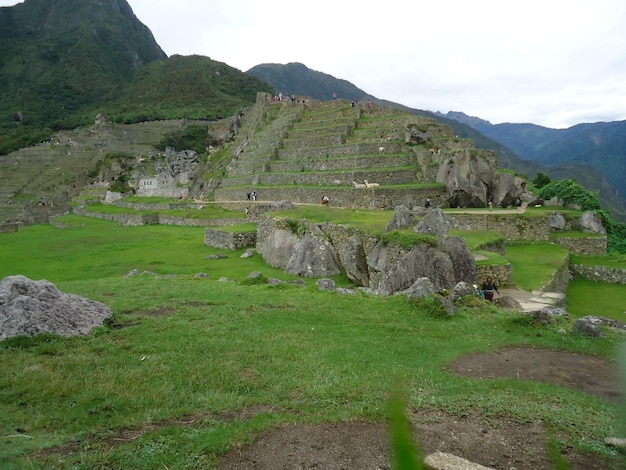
<box><xmin>0</xmin><ymin>214</ymin><xmax>624</xmax><ymax>469</ymax></box>
<box><xmin>566</xmin><ymin>279</ymin><xmax>626</xmax><ymax>322</ymax></box>
<box><xmin>504</xmin><ymin>243</ymin><xmax>570</xmax><ymax>291</ymax></box>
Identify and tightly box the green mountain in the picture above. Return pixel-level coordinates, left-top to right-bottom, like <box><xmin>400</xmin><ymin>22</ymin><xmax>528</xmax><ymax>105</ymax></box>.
<box><xmin>0</xmin><ymin>0</ymin><xmax>166</xmax><ymax>132</ymax></box>
<box><xmin>102</xmin><ymin>54</ymin><xmax>273</xmax><ymax>123</ymax></box>
<box><xmin>0</xmin><ymin>0</ymin><xmax>271</xmax><ymax>154</ymax></box>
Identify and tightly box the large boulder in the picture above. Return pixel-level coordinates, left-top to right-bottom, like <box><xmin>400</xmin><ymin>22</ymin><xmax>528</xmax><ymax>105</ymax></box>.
<box><xmin>440</xmin><ymin>236</ymin><xmax>476</xmax><ymax>284</ymax></box>
<box><xmin>490</xmin><ymin>173</ymin><xmax>526</xmax><ymax>207</ymax></box>
<box><xmin>337</xmin><ymin>235</ymin><xmax>370</xmax><ymax>286</ymax></box>
<box><xmin>397</xmin><ymin>277</ymin><xmax>437</xmax><ymax>299</ymax></box>
<box><xmin>548</xmin><ymin>211</ymin><xmax>567</xmax><ymax>230</ymax></box>
<box><xmin>574</xmin><ymin>211</ymin><xmax>606</xmax><ymax>234</ymax></box>
<box><xmin>0</xmin><ymin>275</ymin><xmax>112</xmax><ymax>341</ymax></box>
<box><xmin>436</xmin><ymin>150</ymin><xmax>492</xmax><ymax>207</ymax></box>
<box><xmin>256</xmin><ymin>218</ymin><xmax>300</xmax><ymax>268</ymax></box>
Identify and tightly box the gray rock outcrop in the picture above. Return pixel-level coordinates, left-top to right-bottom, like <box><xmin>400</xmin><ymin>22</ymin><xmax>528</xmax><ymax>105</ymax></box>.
<box><xmin>493</xmin><ymin>295</ymin><xmax>522</xmax><ymax>310</ymax></box>
<box><xmin>449</xmin><ymin>281</ymin><xmax>479</xmax><ymax>302</ymax></box>
<box><xmin>256</xmin><ymin>218</ymin><xmax>300</xmax><ymax>268</ymax></box>
<box><xmin>490</xmin><ymin>173</ymin><xmax>525</xmax><ymax>208</ymax></box>
<box><xmin>414</xmin><ymin>208</ymin><xmax>471</xmax><ymax>236</ymax></box>
<box><xmin>437</xmin><ymin>150</ymin><xmax>492</xmax><ymax>207</ymax></box>
<box><xmin>258</xmin><ymin>216</ymin><xmax>476</xmax><ymax>294</ymax></box>
<box><xmin>368</xmin><ymin>236</ymin><xmax>475</xmax><ymax>295</ymax></box>
<box><xmin>0</xmin><ymin>275</ymin><xmax>112</xmax><ymax>341</ymax></box>
<box><xmin>285</xmin><ymin>230</ymin><xmax>342</xmax><ymax>277</ymax></box>
<box><xmin>337</xmin><ymin>235</ymin><xmax>370</xmax><ymax>286</ymax></box>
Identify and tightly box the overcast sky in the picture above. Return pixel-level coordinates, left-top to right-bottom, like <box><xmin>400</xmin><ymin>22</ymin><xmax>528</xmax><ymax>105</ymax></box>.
<box><xmin>2</xmin><ymin>0</ymin><xmax>626</xmax><ymax>128</ymax></box>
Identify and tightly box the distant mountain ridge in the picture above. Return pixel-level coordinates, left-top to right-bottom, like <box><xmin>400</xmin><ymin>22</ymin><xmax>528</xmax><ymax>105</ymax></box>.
<box><xmin>437</xmin><ymin>111</ymin><xmax>626</xmax><ymax>201</ymax></box>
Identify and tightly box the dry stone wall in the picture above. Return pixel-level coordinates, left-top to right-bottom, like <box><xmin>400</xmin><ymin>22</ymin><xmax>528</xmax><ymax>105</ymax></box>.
<box><xmin>454</xmin><ymin>214</ymin><xmax>552</xmax><ymax>241</ymax></box>
<box><xmin>554</xmin><ymin>236</ymin><xmax>607</xmax><ymax>255</ymax></box>
<box><xmin>73</xmin><ymin>207</ymin><xmax>247</xmax><ymax>227</ymax></box>
<box><xmin>570</xmin><ymin>265</ymin><xmax>626</xmax><ymax>284</ymax></box>
<box><xmin>204</xmin><ymin>228</ymin><xmax>256</xmax><ymax>250</ymax></box>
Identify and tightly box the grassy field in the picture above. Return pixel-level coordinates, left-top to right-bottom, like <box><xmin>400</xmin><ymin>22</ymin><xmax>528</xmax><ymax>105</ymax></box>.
<box><xmin>1</xmin><ymin>213</ymin><xmax>625</xmax><ymax>468</ymax></box>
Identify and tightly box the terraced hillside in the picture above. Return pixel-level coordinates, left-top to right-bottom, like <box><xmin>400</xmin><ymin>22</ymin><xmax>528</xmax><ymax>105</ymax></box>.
<box><xmin>213</xmin><ymin>94</ymin><xmax>494</xmax><ymax>209</ymax></box>
<box><xmin>0</xmin><ymin>120</ymin><xmax>205</xmax><ymax>224</ymax></box>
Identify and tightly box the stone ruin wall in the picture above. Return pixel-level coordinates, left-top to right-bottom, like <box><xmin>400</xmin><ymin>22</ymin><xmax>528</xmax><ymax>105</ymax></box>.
<box><xmin>554</xmin><ymin>236</ymin><xmax>608</xmax><ymax>255</ymax></box>
<box><xmin>204</xmin><ymin>228</ymin><xmax>256</xmax><ymax>250</ymax></box>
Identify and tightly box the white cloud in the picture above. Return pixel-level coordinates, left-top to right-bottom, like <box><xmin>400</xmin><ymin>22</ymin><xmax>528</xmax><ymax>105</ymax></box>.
<box><xmin>2</xmin><ymin>0</ymin><xmax>626</xmax><ymax>128</ymax></box>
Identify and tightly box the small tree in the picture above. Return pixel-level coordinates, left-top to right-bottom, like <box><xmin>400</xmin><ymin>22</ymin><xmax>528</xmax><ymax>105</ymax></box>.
<box><xmin>532</xmin><ymin>171</ymin><xmax>551</xmax><ymax>189</ymax></box>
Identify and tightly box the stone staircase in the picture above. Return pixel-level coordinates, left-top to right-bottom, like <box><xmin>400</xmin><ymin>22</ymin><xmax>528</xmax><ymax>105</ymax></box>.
<box><xmin>213</xmin><ymin>94</ymin><xmax>476</xmax><ymax>209</ymax></box>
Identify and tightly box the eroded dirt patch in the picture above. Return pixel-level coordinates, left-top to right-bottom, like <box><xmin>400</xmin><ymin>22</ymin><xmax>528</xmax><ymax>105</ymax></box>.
<box><xmin>448</xmin><ymin>345</ymin><xmax>622</xmax><ymax>403</ymax></box>
<box><xmin>218</xmin><ymin>421</ymin><xmax>390</xmax><ymax>470</ymax></box>
<box><xmin>217</xmin><ymin>346</ymin><xmax>623</xmax><ymax>469</ymax></box>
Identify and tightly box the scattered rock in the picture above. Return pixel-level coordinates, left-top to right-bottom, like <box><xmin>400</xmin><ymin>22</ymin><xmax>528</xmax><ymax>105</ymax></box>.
<box><xmin>336</xmin><ymin>287</ymin><xmax>358</xmax><ymax>295</ymax></box>
<box><xmin>528</xmin><ymin>306</ymin><xmax>569</xmax><ymax>325</ymax></box>
<box><xmin>605</xmin><ymin>437</ymin><xmax>626</xmax><ymax>449</ymax></box>
<box><xmin>449</xmin><ymin>281</ymin><xmax>479</xmax><ymax>302</ymax></box>
<box><xmin>424</xmin><ymin>451</ymin><xmax>495</xmax><ymax>470</ymax></box>
<box><xmin>241</xmin><ymin>249</ymin><xmax>255</xmax><ymax>258</ymax></box>
<box><xmin>385</xmin><ymin>204</ymin><xmax>417</xmax><ymax>232</ymax></box>
<box><xmin>493</xmin><ymin>295</ymin><xmax>522</xmax><ymax>310</ymax></box>
<box><xmin>397</xmin><ymin>277</ymin><xmax>437</xmax><ymax>300</ymax></box>
<box><xmin>317</xmin><ymin>279</ymin><xmax>336</xmax><ymax>291</ymax></box>
<box><xmin>572</xmin><ymin>317</ymin><xmax>605</xmax><ymax>338</ymax></box>
<box><xmin>578</xmin><ymin>315</ymin><xmax>626</xmax><ymax>332</ymax></box>
<box><xmin>124</xmin><ymin>269</ymin><xmax>138</xmax><ymax>277</ymax></box>
<box><xmin>207</xmin><ymin>254</ymin><xmax>228</xmax><ymax>260</ymax></box>
<box><xmin>548</xmin><ymin>211</ymin><xmax>566</xmax><ymax>230</ymax></box>
<box><xmin>0</xmin><ymin>275</ymin><xmax>112</xmax><ymax>341</ymax></box>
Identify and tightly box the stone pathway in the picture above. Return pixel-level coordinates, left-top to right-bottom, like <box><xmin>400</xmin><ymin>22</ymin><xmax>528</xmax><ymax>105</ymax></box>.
<box><xmin>499</xmin><ymin>288</ymin><xmax>566</xmax><ymax>312</ymax></box>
